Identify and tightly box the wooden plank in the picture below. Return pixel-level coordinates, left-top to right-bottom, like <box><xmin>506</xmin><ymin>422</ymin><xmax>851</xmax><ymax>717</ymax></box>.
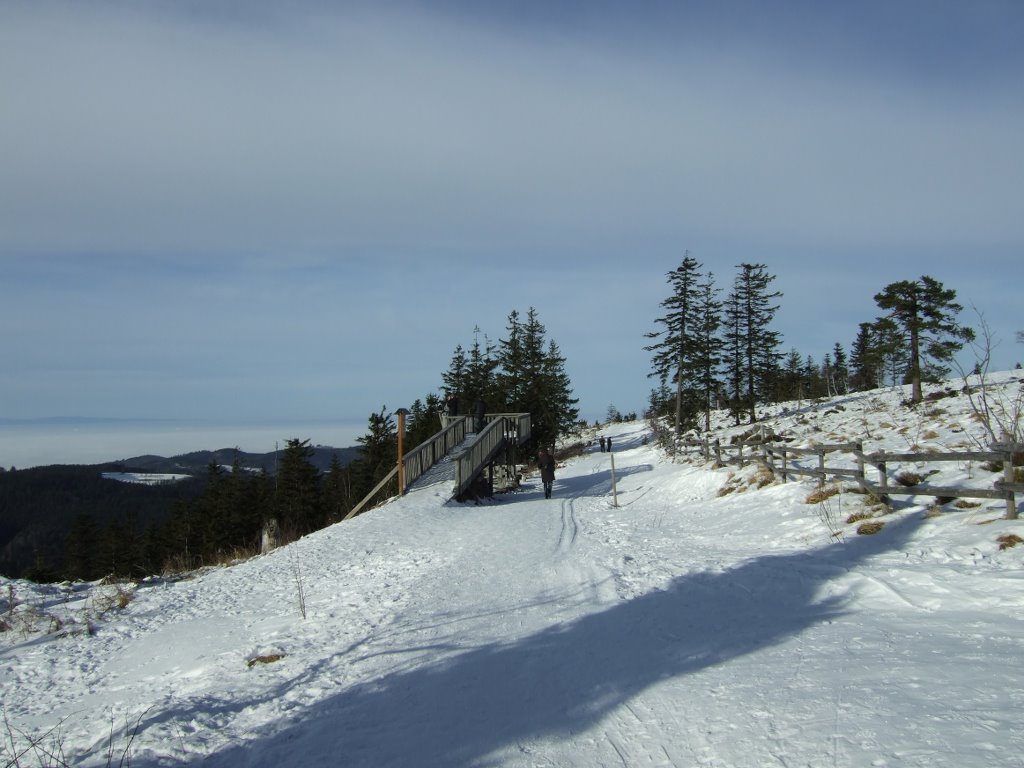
<box><xmin>868</xmin><ymin>451</ymin><xmax>1004</xmax><ymax>463</ymax></box>
<box><xmin>880</xmin><ymin>485</ymin><xmax>1007</xmax><ymax>500</ymax></box>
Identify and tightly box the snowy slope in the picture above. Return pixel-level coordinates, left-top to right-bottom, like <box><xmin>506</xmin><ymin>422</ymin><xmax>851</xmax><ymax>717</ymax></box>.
<box><xmin>3</xmin><ymin>374</ymin><xmax>1024</xmax><ymax>767</ymax></box>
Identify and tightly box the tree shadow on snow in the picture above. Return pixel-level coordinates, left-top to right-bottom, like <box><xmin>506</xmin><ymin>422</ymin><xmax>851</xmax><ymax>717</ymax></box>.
<box><xmin>138</xmin><ymin>515</ymin><xmax>924</xmax><ymax>768</ymax></box>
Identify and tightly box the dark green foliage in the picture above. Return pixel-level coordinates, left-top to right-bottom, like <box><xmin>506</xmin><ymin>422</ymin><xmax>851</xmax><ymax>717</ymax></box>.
<box><xmin>0</xmin><ymin>464</ymin><xmax>204</xmax><ymax>579</ymax></box>
<box><xmin>874</xmin><ymin>275</ymin><xmax>974</xmax><ymax>403</ymax></box>
<box><xmin>645</xmin><ymin>254</ymin><xmax>722</xmax><ymax>436</ymax></box>
<box><xmin>349</xmin><ymin>407</ymin><xmax>398</xmax><ymax>504</ymax></box>
<box><xmin>724</xmin><ymin>263</ymin><xmax>783</xmax><ymax>424</ymax></box>
<box><xmin>441</xmin><ymin>307</ymin><xmax>579</xmax><ymax>450</ymax></box>
<box><xmin>276</xmin><ymin>439</ymin><xmax>323</xmax><ymax>540</ymax></box>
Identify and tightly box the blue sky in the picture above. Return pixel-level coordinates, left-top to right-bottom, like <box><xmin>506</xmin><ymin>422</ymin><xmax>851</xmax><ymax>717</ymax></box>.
<box><xmin>1</xmin><ymin>0</ymin><xmax>1022</xmax><ymax>432</ymax></box>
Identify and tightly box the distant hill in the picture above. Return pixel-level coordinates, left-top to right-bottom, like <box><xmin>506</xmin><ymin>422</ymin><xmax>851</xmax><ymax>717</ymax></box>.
<box><xmin>111</xmin><ymin>444</ymin><xmax>361</xmax><ymax>476</ymax></box>
<box><xmin>0</xmin><ymin>443</ymin><xmax>361</xmax><ymax>578</ymax></box>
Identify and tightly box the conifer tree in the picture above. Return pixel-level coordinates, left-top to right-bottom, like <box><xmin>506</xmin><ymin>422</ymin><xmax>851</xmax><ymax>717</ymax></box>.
<box><xmin>496</xmin><ymin>310</ymin><xmax>526</xmax><ymax>410</ymax></box>
<box><xmin>849</xmin><ymin>322</ymin><xmax>882</xmax><ymax>391</ymax></box>
<box><xmin>831</xmin><ymin>343</ymin><xmax>849</xmax><ymax>395</ymax></box>
<box><xmin>724</xmin><ymin>263</ymin><xmax>783</xmax><ymax>424</ymax></box>
<box><xmin>645</xmin><ymin>253</ymin><xmax>706</xmax><ymax>437</ymax></box>
<box><xmin>321</xmin><ymin>453</ymin><xmax>350</xmax><ymax>525</ymax></box>
<box><xmin>441</xmin><ymin>345</ymin><xmax>468</xmax><ymax>412</ymax></box>
<box><xmin>64</xmin><ymin>512</ymin><xmax>99</xmax><ymax>581</ymax></box>
<box><xmin>874</xmin><ymin>275</ymin><xmax>974</xmax><ymax>403</ymax></box>
<box><xmin>350</xmin><ymin>407</ymin><xmax>397</xmax><ymax>503</ymax></box>
<box><xmin>464</xmin><ymin>328</ymin><xmax>499</xmax><ymax>408</ymax></box>
<box><xmin>276</xmin><ymin>438</ymin><xmax>322</xmax><ymax>540</ymax></box>
<box><xmin>694</xmin><ymin>272</ymin><xmax>724</xmax><ymax>431</ymax></box>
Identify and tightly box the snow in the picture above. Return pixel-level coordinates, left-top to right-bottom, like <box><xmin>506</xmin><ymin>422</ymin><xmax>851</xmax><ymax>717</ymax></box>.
<box><xmin>3</xmin><ymin>374</ymin><xmax>1024</xmax><ymax>767</ymax></box>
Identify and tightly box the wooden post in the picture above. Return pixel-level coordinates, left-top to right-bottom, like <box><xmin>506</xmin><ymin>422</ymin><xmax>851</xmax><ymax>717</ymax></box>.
<box><xmin>878</xmin><ymin>459</ymin><xmax>890</xmax><ymax>509</ymax></box>
<box><xmin>780</xmin><ymin>446</ymin><xmax>788</xmax><ymax>483</ymax></box>
<box><xmin>714</xmin><ymin>438</ymin><xmax>722</xmax><ymax>465</ymax></box>
<box><xmin>855</xmin><ymin>441</ymin><xmax>866</xmax><ymax>494</ymax></box>
<box><xmin>1005</xmin><ymin>448</ymin><xmax>1018</xmax><ymax>520</ymax></box>
<box><xmin>396</xmin><ymin>408</ymin><xmax>409</xmax><ymax>494</ymax></box>
<box><xmin>610</xmin><ymin>453</ymin><xmax>619</xmax><ymax>508</ymax></box>
<box><xmin>817</xmin><ymin>449</ymin><xmax>826</xmax><ymax>488</ymax></box>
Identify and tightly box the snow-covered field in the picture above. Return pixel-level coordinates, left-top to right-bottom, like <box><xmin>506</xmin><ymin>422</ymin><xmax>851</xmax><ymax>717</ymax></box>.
<box><xmin>3</xmin><ymin>374</ymin><xmax>1024</xmax><ymax>767</ymax></box>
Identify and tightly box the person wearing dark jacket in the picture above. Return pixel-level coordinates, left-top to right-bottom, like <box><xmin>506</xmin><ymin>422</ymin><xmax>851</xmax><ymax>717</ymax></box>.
<box><xmin>537</xmin><ymin>448</ymin><xmax>556</xmax><ymax>499</ymax></box>
<box><xmin>473</xmin><ymin>397</ymin><xmax>486</xmax><ymax>433</ymax></box>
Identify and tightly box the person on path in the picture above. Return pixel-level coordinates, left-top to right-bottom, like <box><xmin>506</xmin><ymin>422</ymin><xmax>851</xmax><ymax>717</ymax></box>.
<box><xmin>443</xmin><ymin>393</ymin><xmax>459</xmax><ymax>427</ymax></box>
<box><xmin>599</xmin><ymin>436</ymin><xmax>606</xmax><ymax>452</ymax></box>
<box><xmin>537</xmin><ymin>448</ymin><xmax>556</xmax><ymax>499</ymax></box>
<box><xmin>606</xmin><ymin>436</ymin><xmax>613</xmax><ymax>452</ymax></box>
<box><xmin>473</xmin><ymin>397</ymin><xmax>486</xmax><ymax>433</ymax></box>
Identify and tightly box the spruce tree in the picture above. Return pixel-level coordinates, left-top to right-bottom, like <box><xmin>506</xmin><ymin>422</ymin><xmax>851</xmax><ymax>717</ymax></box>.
<box><xmin>350</xmin><ymin>407</ymin><xmax>397</xmax><ymax>504</ymax></box>
<box><xmin>322</xmin><ymin>453</ymin><xmax>350</xmax><ymax>525</ymax></box>
<box><xmin>496</xmin><ymin>309</ymin><xmax>526</xmax><ymax>410</ymax></box>
<box><xmin>874</xmin><ymin>275</ymin><xmax>974</xmax><ymax>403</ymax></box>
<box><xmin>441</xmin><ymin>345</ymin><xmax>468</xmax><ymax>413</ymax></box>
<box><xmin>276</xmin><ymin>438</ymin><xmax>322</xmax><ymax>540</ymax></box>
<box><xmin>849</xmin><ymin>322</ymin><xmax>882</xmax><ymax>391</ymax></box>
<box><xmin>724</xmin><ymin>263</ymin><xmax>783</xmax><ymax>424</ymax></box>
<box><xmin>831</xmin><ymin>343</ymin><xmax>849</xmax><ymax>395</ymax></box>
<box><xmin>694</xmin><ymin>272</ymin><xmax>724</xmax><ymax>431</ymax></box>
<box><xmin>645</xmin><ymin>253</ymin><xmax>705</xmax><ymax>437</ymax></box>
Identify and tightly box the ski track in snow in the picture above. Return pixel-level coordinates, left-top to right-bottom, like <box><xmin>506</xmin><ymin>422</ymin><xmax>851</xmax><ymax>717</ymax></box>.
<box><xmin>3</xmin><ymin>373</ymin><xmax>1024</xmax><ymax>767</ymax></box>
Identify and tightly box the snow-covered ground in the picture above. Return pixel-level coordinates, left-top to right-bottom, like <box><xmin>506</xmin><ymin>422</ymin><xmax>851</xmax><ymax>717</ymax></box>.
<box><xmin>3</xmin><ymin>374</ymin><xmax>1024</xmax><ymax>767</ymax></box>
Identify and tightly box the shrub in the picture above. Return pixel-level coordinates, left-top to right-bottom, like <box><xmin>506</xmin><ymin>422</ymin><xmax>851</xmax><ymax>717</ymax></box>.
<box><xmin>846</xmin><ymin>511</ymin><xmax>874</xmax><ymax>524</ymax></box>
<box><xmin>997</xmin><ymin>534</ymin><xmax>1023</xmax><ymax>551</ymax></box>
<box><xmin>857</xmin><ymin>521</ymin><xmax>885</xmax><ymax>535</ymax></box>
<box><xmin>247</xmin><ymin>653</ymin><xmax>286</xmax><ymax>667</ymax></box>
<box><xmin>895</xmin><ymin>471</ymin><xmax>923</xmax><ymax>487</ymax></box>
<box><xmin>954</xmin><ymin>499</ymin><xmax>981</xmax><ymax>509</ymax></box>
<box><xmin>806</xmin><ymin>485</ymin><xmax>840</xmax><ymax>505</ymax></box>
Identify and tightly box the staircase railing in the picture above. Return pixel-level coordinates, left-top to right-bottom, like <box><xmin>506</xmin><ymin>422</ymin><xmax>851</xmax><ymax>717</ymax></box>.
<box><xmin>453</xmin><ymin>414</ymin><xmax>532</xmax><ymax>499</ymax></box>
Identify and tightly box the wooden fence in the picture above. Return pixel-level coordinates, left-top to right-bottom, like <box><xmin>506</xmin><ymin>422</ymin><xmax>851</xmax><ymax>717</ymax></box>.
<box><xmin>678</xmin><ymin>429</ymin><xmax>1024</xmax><ymax>519</ymax></box>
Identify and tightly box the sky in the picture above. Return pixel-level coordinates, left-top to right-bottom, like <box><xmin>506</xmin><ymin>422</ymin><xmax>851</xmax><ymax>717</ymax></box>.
<box><xmin>2</xmin><ymin>0</ymin><xmax>1022</xmax><ymax>436</ymax></box>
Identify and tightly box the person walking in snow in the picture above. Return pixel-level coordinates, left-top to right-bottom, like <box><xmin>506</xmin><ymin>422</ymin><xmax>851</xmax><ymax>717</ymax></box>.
<box><xmin>537</xmin><ymin>448</ymin><xmax>556</xmax><ymax>499</ymax></box>
<box><xmin>599</xmin><ymin>436</ymin><xmax>606</xmax><ymax>452</ymax></box>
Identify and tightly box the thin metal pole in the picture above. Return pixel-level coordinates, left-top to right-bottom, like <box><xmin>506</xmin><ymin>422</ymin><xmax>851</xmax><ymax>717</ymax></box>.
<box><xmin>610</xmin><ymin>453</ymin><xmax>619</xmax><ymax>508</ymax></box>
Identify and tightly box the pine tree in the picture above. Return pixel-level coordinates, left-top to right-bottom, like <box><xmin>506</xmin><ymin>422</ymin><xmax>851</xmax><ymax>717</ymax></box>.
<box><xmin>276</xmin><ymin>438</ymin><xmax>322</xmax><ymax>540</ymax></box>
<box><xmin>645</xmin><ymin>253</ymin><xmax>706</xmax><ymax>437</ymax></box>
<box><xmin>779</xmin><ymin>348</ymin><xmax>805</xmax><ymax>402</ymax></box>
<box><xmin>464</xmin><ymin>328</ymin><xmax>498</xmax><ymax>409</ymax></box>
<box><xmin>694</xmin><ymin>272</ymin><xmax>724</xmax><ymax>431</ymax></box>
<box><xmin>350</xmin><ymin>407</ymin><xmax>397</xmax><ymax>504</ymax></box>
<box><xmin>849</xmin><ymin>322</ymin><xmax>882</xmax><ymax>391</ymax></box>
<box><xmin>874</xmin><ymin>275</ymin><xmax>974</xmax><ymax>403</ymax></box>
<box><xmin>496</xmin><ymin>310</ymin><xmax>526</xmax><ymax>410</ymax></box>
<box><xmin>321</xmin><ymin>453</ymin><xmax>350</xmax><ymax>525</ymax></box>
<box><xmin>724</xmin><ymin>263</ymin><xmax>783</xmax><ymax>424</ymax></box>
<box><xmin>831</xmin><ymin>343</ymin><xmax>849</xmax><ymax>395</ymax></box>
<box><xmin>441</xmin><ymin>345</ymin><xmax>468</xmax><ymax>414</ymax></box>
<box><xmin>64</xmin><ymin>512</ymin><xmax>99</xmax><ymax>581</ymax></box>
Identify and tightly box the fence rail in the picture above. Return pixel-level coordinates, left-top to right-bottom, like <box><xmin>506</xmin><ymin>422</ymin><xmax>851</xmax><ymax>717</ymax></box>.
<box><xmin>676</xmin><ymin>430</ymin><xmax>1022</xmax><ymax>519</ymax></box>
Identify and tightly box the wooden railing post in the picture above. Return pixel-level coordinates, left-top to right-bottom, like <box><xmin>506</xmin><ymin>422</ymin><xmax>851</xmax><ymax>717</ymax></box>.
<box><xmin>817</xmin><ymin>449</ymin><xmax>826</xmax><ymax>488</ymax></box>
<box><xmin>877</xmin><ymin>459</ymin><xmax>890</xmax><ymax>509</ymax></box>
<box><xmin>854</xmin><ymin>441</ymin><xmax>866</xmax><ymax>493</ymax></box>
<box><xmin>1005</xmin><ymin>447</ymin><xmax>1018</xmax><ymax>520</ymax></box>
